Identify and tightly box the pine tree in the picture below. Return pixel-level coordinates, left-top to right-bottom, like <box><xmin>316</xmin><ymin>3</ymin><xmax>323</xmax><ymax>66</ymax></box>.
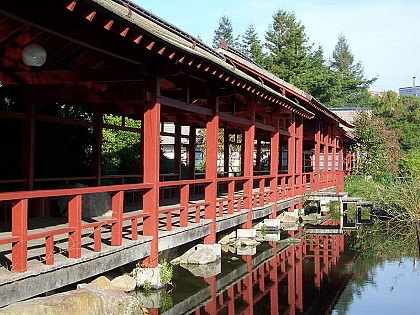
<box><xmin>327</xmin><ymin>34</ymin><xmax>376</xmax><ymax>107</ymax></box>
<box><xmin>241</xmin><ymin>24</ymin><xmax>266</xmax><ymax>67</ymax></box>
<box><xmin>264</xmin><ymin>10</ymin><xmax>311</xmax><ymax>84</ymax></box>
<box><xmin>212</xmin><ymin>15</ymin><xmax>239</xmax><ymax>49</ymax></box>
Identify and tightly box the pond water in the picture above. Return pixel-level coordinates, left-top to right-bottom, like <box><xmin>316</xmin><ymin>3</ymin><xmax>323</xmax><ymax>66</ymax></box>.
<box><xmin>138</xmin><ymin>226</ymin><xmax>420</xmax><ymax>315</ymax></box>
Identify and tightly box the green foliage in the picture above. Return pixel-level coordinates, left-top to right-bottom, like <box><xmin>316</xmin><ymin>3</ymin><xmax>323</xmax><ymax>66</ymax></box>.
<box><xmin>212</xmin><ymin>15</ymin><xmax>240</xmax><ymax>49</ymax></box>
<box><xmin>351</xmin><ymin>112</ymin><xmax>401</xmax><ymax>180</ymax></box>
<box><xmin>265</xmin><ymin>10</ymin><xmax>312</xmax><ymax>85</ymax></box>
<box><xmin>370</xmin><ymin>91</ymin><xmax>420</xmax><ymax>152</ymax></box>
<box><xmin>399</xmin><ymin>149</ymin><xmax>420</xmax><ymax>177</ymax></box>
<box><xmin>327</xmin><ymin>200</ymin><xmax>341</xmax><ymax>220</ymax></box>
<box><xmin>344</xmin><ymin>175</ymin><xmax>379</xmax><ymax>200</ymax></box>
<box><xmin>102</xmin><ymin>114</ymin><xmax>141</xmax><ymax>176</ymax></box>
<box><xmin>241</xmin><ymin>24</ymin><xmax>266</xmax><ymax>66</ymax></box>
<box><xmin>159</xmin><ymin>260</ymin><xmax>173</xmax><ymax>285</ymax></box>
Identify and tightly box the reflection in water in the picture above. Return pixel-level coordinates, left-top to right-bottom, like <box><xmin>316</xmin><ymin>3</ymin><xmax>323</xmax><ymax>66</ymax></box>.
<box><xmin>144</xmin><ymin>222</ymin><xmax>420</xmax><ymax>314</ymax></box>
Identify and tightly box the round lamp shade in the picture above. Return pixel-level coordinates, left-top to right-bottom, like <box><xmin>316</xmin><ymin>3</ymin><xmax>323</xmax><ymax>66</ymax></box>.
<box><xmin>22</xmin><ymin>43</ymin><xmax>47</xmax><ymax>67</ymax></box>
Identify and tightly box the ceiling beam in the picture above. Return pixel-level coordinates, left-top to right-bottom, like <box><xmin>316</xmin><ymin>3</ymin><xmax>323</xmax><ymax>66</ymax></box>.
<box><xmin>0</xmin><ymin>69</ymin><xmax>145</xmax><ymax>85</ymax></box>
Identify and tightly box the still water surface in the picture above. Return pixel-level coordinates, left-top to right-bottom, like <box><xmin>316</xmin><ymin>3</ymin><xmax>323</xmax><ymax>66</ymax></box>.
<box><xmin>142</xmin><ymin>228</ymin><xmax>420</xmax><ymax>314</ymax></box>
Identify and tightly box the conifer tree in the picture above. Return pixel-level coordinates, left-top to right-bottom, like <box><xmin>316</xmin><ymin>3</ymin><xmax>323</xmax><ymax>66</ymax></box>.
<box><xmin>241</xmin><ymin>24</ymin><xmax>266</xmax><ymax>67</ymax></box>
<box><xmin>264</xmin><ymin>10</ymin><xmax>311</xmax><ymax>84</ymax></box>
<box><xmin>212</xmin><ymin>15</ymin><xmax>239</xmax><ymax>49</ymax></box>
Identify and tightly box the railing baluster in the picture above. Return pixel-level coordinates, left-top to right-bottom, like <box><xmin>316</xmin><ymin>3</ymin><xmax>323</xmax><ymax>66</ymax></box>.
<box><xmin>68</xmin><ymin>194</ymin><xmax>82</xmax><ymax>259</ymax></box>
<box><xmin>180</xmin><ymin>184</ymin><xmax>189</xmax><ymax>227</ymax></box>
<box><xmin>228</xmin><ymin>180</ymin><xmax>234</xmax><ymax>214</ymax></box>
<box><xmin>11</xmin><ymin>199</ymin><xmax>28</xmax><ymax>272</ymax></box>
<box><xmin>131</xmin><ymin>218</ymin><xmax>138</xmax><ymax>240</ymax></box>
<box><xmin>94</xmin><ymin>226</ymin><xmax>101</xmax><ymax>252</ymax></box>
<box><xmin>45</xmin><ymin>235</ymin><xmax>54</xmax><ymax>265</ymax></box>
<box><xmin>111</xmin><ymin>191</ymin><xmax>123</xmax><ymax>246</ymax></box>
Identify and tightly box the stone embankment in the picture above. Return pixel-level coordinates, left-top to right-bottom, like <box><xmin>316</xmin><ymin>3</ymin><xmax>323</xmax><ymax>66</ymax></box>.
<box><xmin>0</xmin><ymin>275</ymin><xmax>146</xmax><ymax>315</ymax></box>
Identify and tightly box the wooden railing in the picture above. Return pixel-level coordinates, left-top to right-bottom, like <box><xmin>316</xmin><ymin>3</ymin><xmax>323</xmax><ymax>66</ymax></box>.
<box><xmin>0</xmin><ymin>170</ymin><xmax>344</xmax><ymax>273</ymax></box>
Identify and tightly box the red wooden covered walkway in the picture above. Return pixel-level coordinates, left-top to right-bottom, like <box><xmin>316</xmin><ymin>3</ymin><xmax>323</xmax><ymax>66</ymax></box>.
<box><xmin>0</xmin><ymin>0</ymin><xmax>355</xmax><ymax>306</ymax></box>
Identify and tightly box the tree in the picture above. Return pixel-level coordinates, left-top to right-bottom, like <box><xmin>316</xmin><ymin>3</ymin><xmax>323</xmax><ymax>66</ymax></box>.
<box><xmin>212</xmin><ymin>15</ymin><xmax>239</xmax><ymax>49</ymax></box>
<box><xmin>351</xmin><ymin>112</ymin><xmax>401</xmax><ymax>180</ymax></box>
<box><xmin>264</xmin><ymin>10</ymin><xmax>312</xmax><ymax>84</ymax></box>
<box><xmin>326</xmin><ymin>34</ymin><xmax>376</xmax><ymax>107</ymax></box>
<box><xmin>241</xmin><ymin>24</ymin><xmax>266</xmax><ymax>66</ymax></box>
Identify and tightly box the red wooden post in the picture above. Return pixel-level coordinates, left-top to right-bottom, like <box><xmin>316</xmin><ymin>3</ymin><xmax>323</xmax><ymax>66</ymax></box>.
<box><xmin>287</xmin><ymin>115</ymin><xmax>296</xmax><ymax>209</ymax></box>
<box><xmin>131</xmin><ymin>218</ymin><xmax>138</xmax><ymax>240</ymax></box>
<box><xmin>12</xmin><ymin>199</ymin><xmax>28</xmax><ymax>272</ymax></box>
<box><xmin>204</xmin><ymin>276</ymin><xmax>217</xmax><ymax>314</ymax></box>
<box><xmin>143</xmin><ymin>77</ymin><xmax>161</xmax><ymax>267</ymax></box>
<box><xmin>204</xmin><ymin>102</ymin><xmax>219</xmax><ymax>244</ymax></box>
<box><xmin>180</xmin><ymin>184</ymin><xmax>189</xmax><ymax>227</ymax></box>
<box><xmin>243</xmin><ymin>107</ymin><xmax>255</xmax><ymax>227</ymax></box>
<box><xmin>270</xmin><ymin>128</ymin><xmax>279</xmax><ymax>218</ymax></box>
<box><xmin>45</xmin><ymin>235</ymin><xmax>54</xmax><ymax>265</ymax></box>
<box><xmin>228</xmin><ymin>179</ymin><xmax>234</xmax><ymax>214</ymax></box>
<box><xmin>68</xmin><ymin>194</ymin><xmax>82</xmax><ymax>259</ymax></box>
<box><xmin>94</xmin><ymin>226</ymin><xmax>101</xmax><ymax>252</ymax></box>
<box><xmin>111</xmin><ymin>191</ymin><xmax>123</xmax><ymax>246</ymax></box>
<box><xmin>288</xmin><ymin>245</ymin><xmax>296</xmax><ymax>315</ymax></box>
<box><xmin>259</xmin><ymin>178</ymin><xmax>264</xmax><ymax>207</ymax></box>
<box><xmin>295</xmin><ymin>116</ymin><xmax>303</xmax><ymax>195</ymax></box>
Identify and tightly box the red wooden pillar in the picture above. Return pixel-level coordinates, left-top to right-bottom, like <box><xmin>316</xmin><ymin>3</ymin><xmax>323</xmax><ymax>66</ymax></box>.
<box><xmin>12</xmin><ymin>199</ymin><xmax>28</xmax><ymax>272</ymax></box>
<box><xmin>287</xmin><ymin>115</ymin><xmax>296</xmax><ymax>208</ymax></box>
<box><xmin>323</xmin><ymin>124</ymin><xmax>329</xmax><ymax>187</ymax></box>
<box><xmin>243</xmin><ymin>107</ymin><xmax>255</xmax><ymax>227</ymax></box>
<box><xmin>269</xmin><ymin>126</ymin><xmax>279</xmax><ymax>218</ymax></box>
<box><xmin>68</xmin><ymin>194</ymin><xmax>82</xmax><ymax>259</ymax></box>
<box><xmin>142</xmin><ymin>77</ymin><xmax>161</xmax><ymax>267</ymax></box>
<box><xmin>287</xmin><ymin>245</ymin><xmax>296</xmax><ymax>315</ymax></box>
<box><xmin>314</xmin><ymin>121</ymin><xmax>321</xmax><ymax>190</ymax></box>
<box><xmin>204</xmin><ymin>96</ymin><xmax>219</xmax><ymax>244</ymax></box>
<box><xmin>296</xmin><ymin>243</ymin><xmax>303</xmax><ymax>312</ymax></box>
<box><xmin>269</xmin><ymin>243</ymin><xmax>279</xmax><ymax>315</ymax></box>
<box><xmin>204</xmin><ymin>276</ymin><xmax>217</xmax><ymax>315</ymax></box>
<box><xmin>295</xmin><ymin>116</ymin><xmax>303</xmax><ymax>196</ymax></box>
<box><xmin>111</xmin><ymin>191</ymin><xmax>123</xmax><ymax>246</ymax></box>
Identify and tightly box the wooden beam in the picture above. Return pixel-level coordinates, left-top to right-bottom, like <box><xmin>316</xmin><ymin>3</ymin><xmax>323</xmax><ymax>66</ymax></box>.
<box><xmin>159</xmin><ymin>96</ymin><xmax>212</xmax><ymax>116</ymax></box>
<box><xmin>0</xmin><ymin>69</ymin><xmax>145</xmax><ymax>85</ymax></box>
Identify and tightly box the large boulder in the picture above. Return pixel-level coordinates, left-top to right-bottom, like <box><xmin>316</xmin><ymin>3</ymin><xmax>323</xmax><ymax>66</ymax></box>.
<box><xmin>0</xmin><ymin>284</ymin><xmax>142</xmax><ymax>315</ymax></box>
<box><xmin>110</xmin><ymin>275</ymin><xmax>137</xmax><ymax>292</ymax></box>
<box><xmin>172</xmin><ymin>244</ymin><xmax>221</xmax><ymax>265</ymax></box>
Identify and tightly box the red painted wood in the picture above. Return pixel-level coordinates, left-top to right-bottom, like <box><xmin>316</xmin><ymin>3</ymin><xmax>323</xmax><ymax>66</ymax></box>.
<box><xmin>68</xmin><ymin>194</ymin><xmax>82</xmax><ymax>259</ymax></box>
<box><xmin>269</xmin><ymin>129</ymin><xmax>279</xmax><ymax>217</ymax></box>
<box><xmin>204</xmin><ymin>109</ymin><xmax>219</xmax><ymax>244</ymax></box>
<box><xmin>243</xmin><ymin>111</ymin><xmax>255</xmax><ymax>227</ymax></box>
<box><xmin>45</xmin><ymin>235</ymin><xmax>54</xmax><ymax>265</ymax></box>
<box><xmin>11</xmin><ymin>199</ymin><xmax>28</xmax><ymax>272</ymax></box>
<box><xmin>287</xmin><ymin>116</ymin><xmax>296</xmax><ymax>203</ymax></box>
<box><xmin>180</xmin><ymin>184</ymin><xmax>189</xmax><ymax>227</ymax></box>
<box><xmin>94</xmin><ymin>226</ymin><xmax>101</xmax><ymax>252</ymax></box>
<box><xmin>111</xmin><ymin>191</ymin><xmax>123</xmax><ymax>246</ymax></box>
<box><xmin>142</xmin><ymin>78</ymin><xmax>160</xmax><ymax>267</ymax></box>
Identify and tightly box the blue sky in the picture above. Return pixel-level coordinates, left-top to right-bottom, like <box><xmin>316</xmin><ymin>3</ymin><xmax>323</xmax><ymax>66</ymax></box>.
<box><xmin>134</xmin><ymin>0</ymin><xmax>420</xmax><ymax>92</ymax></box>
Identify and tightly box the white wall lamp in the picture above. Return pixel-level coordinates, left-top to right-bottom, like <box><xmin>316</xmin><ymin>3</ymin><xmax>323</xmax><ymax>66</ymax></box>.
<box><xmin>21</xmin><ymin>43</ymin><xmax>47</xmax><ymax>67</ymax></box>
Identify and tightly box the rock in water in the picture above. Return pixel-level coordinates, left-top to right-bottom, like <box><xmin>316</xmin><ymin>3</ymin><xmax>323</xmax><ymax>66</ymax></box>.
<box><xmin>110</xmin><ymin>275</ymin><xmax>137</xmax><ymax>292</ymax></box>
